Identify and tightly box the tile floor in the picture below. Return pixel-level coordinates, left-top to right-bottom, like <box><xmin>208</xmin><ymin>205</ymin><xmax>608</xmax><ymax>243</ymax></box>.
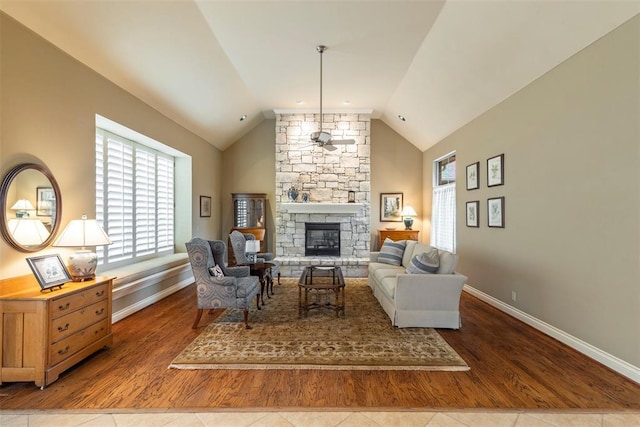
<box><xmin>1</xmin><ymin>410</ymin><xmax>640</xmax><ymax>426</ymax></box>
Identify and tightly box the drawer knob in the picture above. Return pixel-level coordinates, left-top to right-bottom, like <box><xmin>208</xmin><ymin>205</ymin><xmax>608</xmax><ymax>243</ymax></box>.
<box><xmin>95</xmin><ymin>308</ymin><xmax>105</xmax><ymax>316</ymax></box>
<box><xmin>57</xmin><ymin>323</ymin><xmax>70</xmax><ymax>332</ymax></box>
<box><xmin>58</xmin><ymin>302</ymin><xmax>71</xmax><ymax>311</ymax></box>
<box><xmin>58</xmin><ymin>345</ymin><xmax>70</xmax><ymax>355</ymax></box>
<box><xmin>96</xmin><ymin>290</ymin><xmax>105</xmax><ymax>297</ymax></box>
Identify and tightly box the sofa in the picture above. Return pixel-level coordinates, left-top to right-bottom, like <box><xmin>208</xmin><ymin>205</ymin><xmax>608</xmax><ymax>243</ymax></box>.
<box><xmin>368</xmin><ymin>239</ymin><xmax>468</xmax><ymax>329</ymax></box>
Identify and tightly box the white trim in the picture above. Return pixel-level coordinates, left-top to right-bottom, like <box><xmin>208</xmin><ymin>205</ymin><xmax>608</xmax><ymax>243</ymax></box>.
<box><xmin>281</xmin><ymin>202</ymin><xmax>364</xmax><ymax>214</ymax></box>
<box><xmin>463</xmin><ymin>284</ymin><xmax>640</xmax><ymax>385</ymax></box>
<box><xmin>111</xmin><ymin>263</ymin><xmax>191</xmax><ymax>299</ymax></box>
<box><xmin>112</xmin><ymin>277</ymin><xmax>192</xmax><ymax>323</ymax></box>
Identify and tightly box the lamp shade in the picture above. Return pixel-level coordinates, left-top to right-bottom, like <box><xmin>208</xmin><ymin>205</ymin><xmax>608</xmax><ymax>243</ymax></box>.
<box><xmin>8</xmin><ymin>218</ymin><xmax>49</xmax><ymax>246</ymax></box>
<box><xmin>400</xmin><ymin>206</ymin><xmax>417</xmax><ymax>217</ymax></box>
<box><xmin>245</xmin><ymin>239</ymin><xmax>261</xmax><ymax>253</ymax></box>
<box><xmin>53</xmin><ymin>215</ymin><xmax>112</xmax><ymax>248</ymax></box>
<box><xmin>11</xmin><ymin>199</ymin><xmax>35</xmax><ymax>217</ymax></box>
<box><xmin>11</xmin><ymin>199</ymin><xmax>35</xmax><ymax>210</ymax></box>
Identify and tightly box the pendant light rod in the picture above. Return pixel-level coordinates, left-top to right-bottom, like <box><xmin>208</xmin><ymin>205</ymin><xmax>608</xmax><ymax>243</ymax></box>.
<box><xmin>316</xmin><ymin>45</ymin><xmax>327</xmax><ymax>131</ymax></box>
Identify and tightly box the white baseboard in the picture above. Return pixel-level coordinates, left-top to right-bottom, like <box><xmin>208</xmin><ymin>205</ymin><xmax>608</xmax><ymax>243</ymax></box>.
<box><xmin>112</xmin><ymin>278</ymin><xmax>192</xmax><ymax>323</ymax></box>
<box><xmin>463</xmin><ymin>285</ymin><xmax>640</xmax><ymax>385</ymax></box>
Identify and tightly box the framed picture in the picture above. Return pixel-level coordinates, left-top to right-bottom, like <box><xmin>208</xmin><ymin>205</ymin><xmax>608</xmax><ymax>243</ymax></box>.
<box><xmin>466</xmin><ymin>162</ymin><xmax>479</xmax><ymax>190</ymax></box>
<box><xmin>26</xmin><ymin>254</ymin><xmax>72</xmax><ymax>290</ymax></box>
<box><xmin>36</xmin><ymin>186</ymin><xmax>55</xmax><ymax>217</ymax></box>
<box><xmin>487</xmin><ymin>154</ymin><xmax>504</xmax><ymax>187</ymax></box>
<box><xmin>488</xmin><ymin>197</ymin><xmax>505</xmax><ymax>228</ymax></box>
<box><xmin>466</xmin><ymin>201</ymin><xmax>480</xmax><ymax>227</ymax></box>
<box><xmin>200</xmin><ymin>195</ymin><xmax>211</xmax><ymax>217</ymax></box>
<box><xmin>380</xmin><ymin>192</ymin><xmax>403</xmax><ymax>222</ymax></box>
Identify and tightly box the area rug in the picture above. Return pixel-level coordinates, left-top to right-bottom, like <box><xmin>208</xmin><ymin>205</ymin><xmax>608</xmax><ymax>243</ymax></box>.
<box><xmin>169</xmin><ymin>278</ymin><xmax>469</xmax><ymax>371</ymax></box>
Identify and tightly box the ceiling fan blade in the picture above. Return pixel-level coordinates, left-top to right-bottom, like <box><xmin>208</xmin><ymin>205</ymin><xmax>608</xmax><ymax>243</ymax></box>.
<box><xmin>329</xmin><ymin>139</ymin><xmax>355</xmax><ymax>145</ymax></box>
<box><xmin>322</xmin><ymin>143</ymin><xmax>338</xmax><ymax>151</ymax></box>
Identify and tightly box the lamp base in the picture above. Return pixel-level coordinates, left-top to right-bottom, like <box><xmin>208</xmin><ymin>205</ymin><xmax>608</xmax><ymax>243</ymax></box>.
<box><xmin>403</xmin><ymin>217</ymin><xmax>414</xmax><ymax>230</ymax></box>
<box><xmin>67</xmin><ymin>250</ymin><xmax>98</xmax><ymax>282</ymax></box>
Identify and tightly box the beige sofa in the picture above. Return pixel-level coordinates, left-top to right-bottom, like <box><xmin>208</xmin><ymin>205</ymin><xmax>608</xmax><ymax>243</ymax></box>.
<box><xmin>368</xmin><ymin>240</ymin><xmax>468</xmax><ymax>329</ymax></box>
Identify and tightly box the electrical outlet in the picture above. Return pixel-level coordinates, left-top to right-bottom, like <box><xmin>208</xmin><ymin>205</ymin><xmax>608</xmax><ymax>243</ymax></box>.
<box><xmin>511</xmin><ymin>291</ymin><xmax>517</xmax><ymax>302</ymax></box>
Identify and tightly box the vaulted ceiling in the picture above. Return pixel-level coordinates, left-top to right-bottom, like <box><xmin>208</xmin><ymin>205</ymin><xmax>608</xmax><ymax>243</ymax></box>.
<box><xmin>2</xmin><ymin>1</ymin><xmax>638</xmax><ymax>152</ymax></box>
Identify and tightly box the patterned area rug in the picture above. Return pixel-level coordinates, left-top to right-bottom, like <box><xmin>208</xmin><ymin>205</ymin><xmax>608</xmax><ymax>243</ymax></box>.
<box><xmin>169</xmin><ymin>278</ymin><xmax>469</xmax><ymax>371</ymax></box>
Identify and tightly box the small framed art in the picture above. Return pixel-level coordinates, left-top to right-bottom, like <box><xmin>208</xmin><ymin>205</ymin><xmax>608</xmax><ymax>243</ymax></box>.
<box><xmin>380</xmin><ymin>192</ymin><xmax>403</xmax><ymax>222</ymax></box>
<box><xmin>487</xmin><ymin>154</ymin><xmax>504</xmax><ymax>187</ymax></box>
<box><xmin>466</xmin><ymin>201</ymin><xmax>479</xmax><ymax>227</ymax></box>
<box><xmin>200</xmin><ymin>195</ymin><xmax>211</xmax><ymax>217</ymax></box>
<box><xmin>488</xmin><ymin>197</ymin><xmax>505</xmax><ymax>228</ymax></box>
<box><xmin>26</xmin><ymin>254</ymin><xmax>72</xmax><ymax>291</ymax></box>
<box><xmin>36</xmin><ymin>186</ymin><xmax>55</xmax><ymax>216</ymax></box>
<box><xmin>466</xmin><ymin>162</ymin><xmax>479</xmax><ymax>190</ymax></box>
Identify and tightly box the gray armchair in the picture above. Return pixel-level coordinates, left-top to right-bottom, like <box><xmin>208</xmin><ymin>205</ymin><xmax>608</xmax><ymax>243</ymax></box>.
<box><xmin>185</xmin><ymin>237</ymin><xmax>260</xmax><ymax>329</ymax></box>
<box><xmin>228</xmin><ymin>230</ymin><xmax>281</xmax><ymax>287</ymax></box>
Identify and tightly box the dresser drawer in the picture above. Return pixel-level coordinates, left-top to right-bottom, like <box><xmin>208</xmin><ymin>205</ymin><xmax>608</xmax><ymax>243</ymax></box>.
<box><xmin>50</xmin><ymin>283</ymin><xmax>109</xmax><ymax>319</ymax></box>
<box><xmin>50</xmin><ymin>299</ymin><xmax>109</xmax><ymax>344</ymax></box>
<box><xmin>49</xmin><ymin>318</ymin><xmax>110</xmax><ymax>366</ymax></box>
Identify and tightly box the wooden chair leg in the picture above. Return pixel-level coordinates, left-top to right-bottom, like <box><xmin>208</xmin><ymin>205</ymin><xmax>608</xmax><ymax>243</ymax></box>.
<box><xmin>192</xmin><ymin>308</ymin><xmax>204</xmax><ymax>329</ymax></box>
<box><xmin>243</xmin><ymin>309</ymin><xmax>252</xmax><ymax>329</ymax></box>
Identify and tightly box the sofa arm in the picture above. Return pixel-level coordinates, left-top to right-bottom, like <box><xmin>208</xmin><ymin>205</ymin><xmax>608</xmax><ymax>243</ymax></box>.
<box><xmin>370</xmin><ymin>251</ymin><xmax>380</xmax><ymax>262</ymax></box>
<box><xmin>394</xmin><ymin>272</ymin><xmax>468</xmax><ymax>311</ymax></box>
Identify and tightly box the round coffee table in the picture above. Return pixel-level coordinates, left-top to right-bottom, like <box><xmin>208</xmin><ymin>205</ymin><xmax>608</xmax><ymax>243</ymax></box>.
<box><xmin>298</xmin><ymin>265</ymin><xmax>345</xmax><ymax>318</ymax></box>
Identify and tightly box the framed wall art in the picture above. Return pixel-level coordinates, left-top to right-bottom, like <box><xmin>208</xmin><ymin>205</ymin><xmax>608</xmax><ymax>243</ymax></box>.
<box><xmin>466</xmin><ymin>162</ymin><xmax>479</xmax><ymax>190</ymax></box>
<box><xmin>488</xmin><ymin>196</ymin><xmax>505</xmax><ymax>228</ymax></box>
<box><xmin>200</xmin><ymin>195</ymin><xmax>211</xmax><ymax>217</ymax></box>
<box><xmin>36</xmin><ymin>186</ymin><xmax>55</xmax><ymax>217</ymax></box>
<box><xmin>466</xmin><ymin>201</ymin><xmax>479</xmax><ymax>227</ymax></box>
<box><xmin>487</xmin><ymin>154</ymin><xmax>504</xmax><ymax>187</ymax></box>
<box><xmin>26</xmin><ymin>254</ymin><xmax>72</xmax><ymax>291</ymax></box>
<box><xmin>380</xmin><ymin>192</ymin><xmax>403</xmax><ymax>222</ymax></box>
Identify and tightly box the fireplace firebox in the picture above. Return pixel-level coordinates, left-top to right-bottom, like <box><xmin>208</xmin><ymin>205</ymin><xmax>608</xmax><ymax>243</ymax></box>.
<box><xmin>305</xmin><ymin>223</ymin><xmax>340</xmax><ymax>256</ymax></box>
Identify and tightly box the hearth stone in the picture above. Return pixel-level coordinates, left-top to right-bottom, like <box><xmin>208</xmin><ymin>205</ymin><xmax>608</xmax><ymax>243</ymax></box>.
<box><xmin>277</xmin><ymin>256</ymin><xmax>369</xmax><ymax>278</ymax></box>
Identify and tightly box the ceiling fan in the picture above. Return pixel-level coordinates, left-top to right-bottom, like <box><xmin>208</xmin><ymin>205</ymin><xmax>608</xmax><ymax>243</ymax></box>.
<box><xmin>299</xmin><ymin>45</ymin><xmax>355</xmax><ymax>151</ymax></box>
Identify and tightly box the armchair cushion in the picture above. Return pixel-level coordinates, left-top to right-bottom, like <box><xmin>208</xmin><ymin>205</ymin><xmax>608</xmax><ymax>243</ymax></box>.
<box><xmin>209</xmin><ymin>265</ymin><xmax>224</xmax><ymax>277</ymax></box>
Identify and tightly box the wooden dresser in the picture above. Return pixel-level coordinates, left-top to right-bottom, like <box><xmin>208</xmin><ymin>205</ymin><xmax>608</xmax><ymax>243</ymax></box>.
<box><xmin>378</xmin><ymin>229</ymin><xmax>420</xmax><ymax>250</ymax></box>
<box><xmin>0</xmin><ymin>275</ymin><xmax>113</xmax><ymax>388</ymax></box>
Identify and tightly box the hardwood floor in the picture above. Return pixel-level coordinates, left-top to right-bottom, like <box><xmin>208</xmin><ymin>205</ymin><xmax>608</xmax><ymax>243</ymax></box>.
<box><xmin>1</xmin><ymin>280</ymin><xmax>639</xmax><ymax>411</ymax></box>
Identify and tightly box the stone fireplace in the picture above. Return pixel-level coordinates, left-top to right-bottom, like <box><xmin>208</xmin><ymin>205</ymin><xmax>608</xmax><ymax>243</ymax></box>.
<box><xmin>274</xmin><ymin>111</ymin><xmax>371</xmax><ymax>277</ymax></box>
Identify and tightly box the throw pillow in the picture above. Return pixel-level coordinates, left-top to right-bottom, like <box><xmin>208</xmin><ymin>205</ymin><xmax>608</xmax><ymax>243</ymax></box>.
<box><xmin>406</xmin><ymin>249</ymin><xmax>440</xmax><ymax>274</ymax></box>
<box><xmin>378</xmin><ymin>238</ymin><xmax>406</xmax><ymax>266</ymax></box>
<box><xmin>209</xmin><ymin>265</ymin><xmax>224</xmax><ymax>277</ymax></box>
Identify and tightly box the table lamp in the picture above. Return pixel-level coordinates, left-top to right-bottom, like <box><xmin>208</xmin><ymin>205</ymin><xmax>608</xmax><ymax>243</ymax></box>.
<box><xmin>53</xmin><ymin>214</ymin><xmax>112</xmax><ymax>281</ymax></box>
<box><xmin>11</xmin><ymin>199</ymin><xmax>35</xmax><ymax>218</ymax></box>
<box><xmin>7</xmin><ymin>218</ymin><xmax>49</xmax><ymax>246</ymax></box>
<box><xmin>245</xmin><ymin>239</ymin><xmax>261</xmax><ymax>263</ymax></box>
<box><xmin>401</xmin><ymin>206</ymin><xmax>417</xmax><ymax>230</ymax></box>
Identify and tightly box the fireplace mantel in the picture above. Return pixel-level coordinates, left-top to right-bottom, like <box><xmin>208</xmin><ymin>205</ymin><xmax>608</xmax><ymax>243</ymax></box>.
<box><xmin>281</xmin><ymin>202</ymin><xmax>364</xmax><ymax>214</ymax></box>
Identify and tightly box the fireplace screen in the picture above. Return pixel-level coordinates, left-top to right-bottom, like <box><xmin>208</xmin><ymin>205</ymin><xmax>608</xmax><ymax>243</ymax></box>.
<box><xmin>305</xmin><ymin>222</ymin><xmax>340</xmax><ymax>256</ymax></box>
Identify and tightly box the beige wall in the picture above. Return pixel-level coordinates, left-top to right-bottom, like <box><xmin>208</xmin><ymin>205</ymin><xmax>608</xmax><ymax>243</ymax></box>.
<box><xmin>221</xmin><ymin>119</ymin><xmax>423</xmax><ymax>252</ymax></box>
<box><xmin>424</xmin><ymin>15</ymin><xmax>640</xmax><ymax>366</ymax></box>
<box><xmin>0</xmin><ymin>13</ymin><xmax>222</xmax><ymax>279</ymax></box>
<box><xmin>221</xmin><ymin>119</ymin><xmax>277</xmax><ymax>251</ymax></box>
<box><xmin>371</xmin><ymin>120</ymin><xmax>424</xmax><ymax>248</ymax></box>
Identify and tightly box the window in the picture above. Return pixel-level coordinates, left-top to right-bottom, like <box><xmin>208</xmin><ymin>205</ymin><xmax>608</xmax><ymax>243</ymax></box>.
<box><xmin>96</xmin><ymin>128</ymin><xmax>175</xmax><ymax>269</ymax></box>
<box><xmin>430</xmin><ymin>152</ymin><xmax>456</xmax><ymax>253</ymax></box>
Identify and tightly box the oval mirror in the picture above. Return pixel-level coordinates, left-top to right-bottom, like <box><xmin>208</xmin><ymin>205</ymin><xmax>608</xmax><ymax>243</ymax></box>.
<box><xmin>0</xmin><ymin>163</ymin><xmax>62</xmax><ymax>252</ymax></box>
